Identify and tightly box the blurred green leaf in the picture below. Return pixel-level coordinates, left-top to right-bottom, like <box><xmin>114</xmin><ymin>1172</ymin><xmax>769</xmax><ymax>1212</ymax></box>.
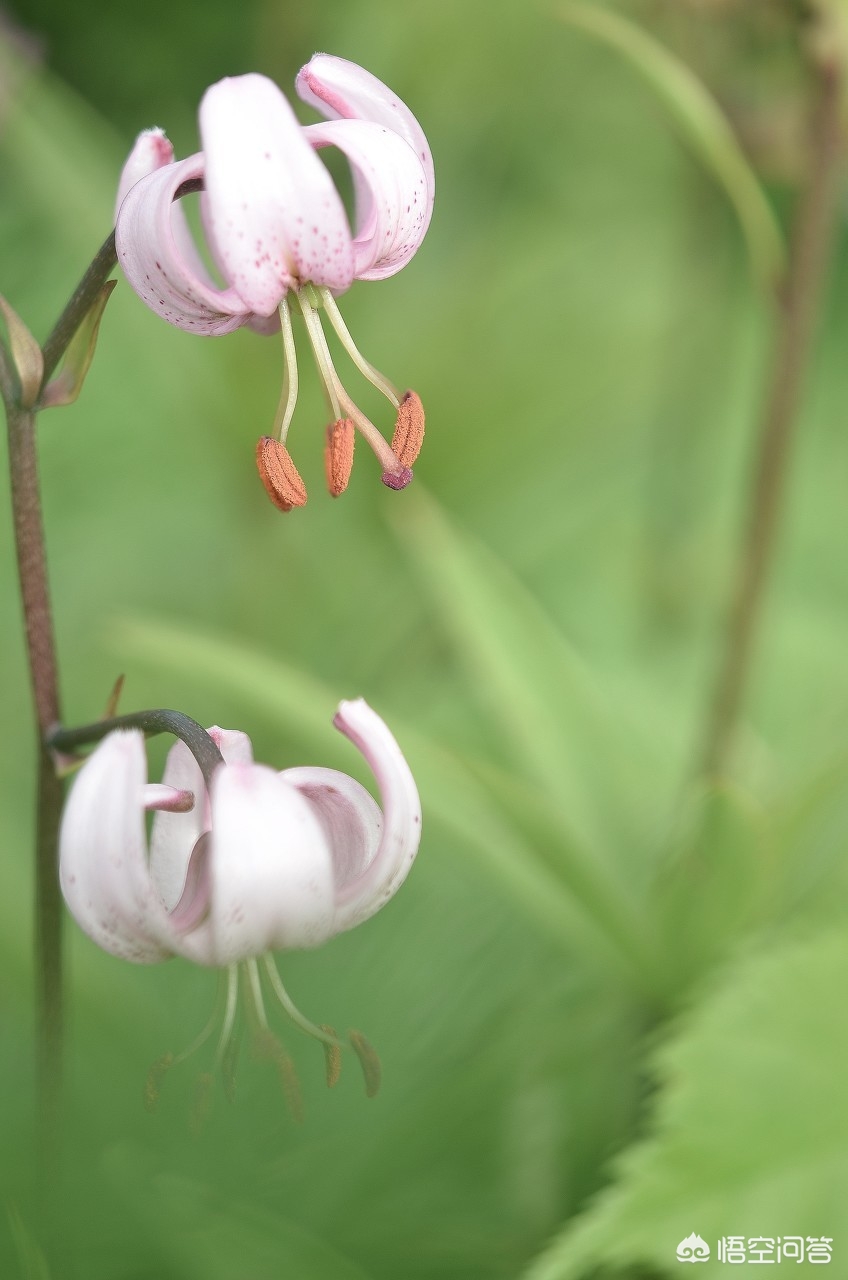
<box><xmin>654</xmin><ymin>783</ymin><xmax>772</xmax><ymax>1001</ymax></box>
<box><xmin>557</xmin><ymin>2</ymin><xmax>785</xmax><ymax>293</ymax></box>
<box><xmin>6</xmin><ymin>1208</ymin><xmax>51</xmax><ymax>1280</ymax></box>
<box><xmin>105</xmin><ymin>1151</ymin><xmax>375</xmax><ymax>1280</ymax></box>
<box><xmin>388</xmin><ymin>489</ymin><xmax>658</xmax><ymax>987</ymax></box>
<box><xmin>524</xmin><ymin>930</ymin><xmax>848</xmax><ymax>1279</ymax></box>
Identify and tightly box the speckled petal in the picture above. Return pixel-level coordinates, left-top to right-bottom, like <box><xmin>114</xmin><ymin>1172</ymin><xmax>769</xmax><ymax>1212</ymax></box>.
<box><xmin>280</xmin><ymin>766</ymin><xmax>382</xmax><ymax>890</ymax></box>
<box><xmin>307</xmin><ymin>119</ymin><xmax>429</xmax><ymax>280</ymax></box>
<box><xmin>329</xmin><ymin>700</ymin><xmax>421</xmax><ymax>933</ymax></box>
<box><xmin>296</xmin><ymin>53</ymin><xmax>434</xmax><ymax>225</ymax></box>
<box><xmin>115</xmin><ymin>152</ymin><xmax>252</xmax><ymax>335</ymax></box>
<box><xmin>59</xmin><ymin>732</ymin><xmax>173</xmax><ymax>963</ymax></box>
<box><xmin>199</xmin><ymin>73</ymin><xmax>354</xmax><ymax>312</ymax></box>
<box><xmin>201</xmin><ymin>763</ymin><xmax>337</xmax><ymax>963</ymax></box>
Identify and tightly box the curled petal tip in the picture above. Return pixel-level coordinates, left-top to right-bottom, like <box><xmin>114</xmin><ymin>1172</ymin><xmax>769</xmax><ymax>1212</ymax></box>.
<box><xmin>328</xmin><ymin>699</ymin><xmax>421</xmax><ymax>933</ymax></box>
<box><xmin>256</xmin><ymin>436</ymin><xmax>307</xmax><ymax>511</ymax></box>
<box><xmin>115</xmin><ymin>127</ymin><xmax>175</xmax><ymax>219</ymax></box>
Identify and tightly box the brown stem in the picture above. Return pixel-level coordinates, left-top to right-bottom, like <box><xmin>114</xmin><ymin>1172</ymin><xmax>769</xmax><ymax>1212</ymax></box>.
<box><xmin>699</xmin><ymin>56</ymin><xmax>844</xmax><ymax>778</ymax></box>
<box><xmin>3</xmin><ymin>388</ymin><xmax>64</xmax><ymax>1181</ymax></box>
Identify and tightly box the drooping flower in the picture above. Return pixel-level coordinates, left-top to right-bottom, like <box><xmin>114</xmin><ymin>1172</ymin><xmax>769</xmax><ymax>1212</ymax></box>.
<box><xmin>114</xmin><ymin>55</ymin><xmax>433</xmax><ymax>506</ymax></box>
<box><xmin>59</xmin><ymin>698</ymin><xmax>421</xmax><ymax>1102</ymax></box>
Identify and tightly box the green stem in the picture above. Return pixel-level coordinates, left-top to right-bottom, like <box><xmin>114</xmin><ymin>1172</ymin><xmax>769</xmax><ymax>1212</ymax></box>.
<box><xmin>699</xmin><ymin>54</ymin><xmax>844</xmax><ymax>778</ymax></box>
<box><xmin>48</xmin><ymin>709</ymin><xmax>225</xmax><ymax>788</ymax></box>
<box><xmin>40</xmin><ymin>231</ymin><xmax>117</xmax><ymax>388</ymax></box>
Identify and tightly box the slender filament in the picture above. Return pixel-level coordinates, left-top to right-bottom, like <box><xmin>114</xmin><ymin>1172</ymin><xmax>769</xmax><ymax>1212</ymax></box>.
<box><xmin>296</xmin><ymin>292</ymin><xmax>402</xmax><ymax>474</ymax></box>
<box><xmin>295</xmin><ymin>291</ymin><xmax>342</xmax><ymax>420</ymax></box>
<box><xmin>243</xmin><ymin>957</ymin><xmax>269</xmax><ymax>1030</ymax></box>
<box><xmin>263</xmin><ymin>955</ymin><xmax>341</xmax><ymax>1048</ymax></box>
<box><xmin>212</xmin><ymin>964</ymin><xmax>239</xmax><ymax>1067</ymax></box>
<box><xmin>317</xmin><ymin>287</ymin><xmax>401</xmax><ymax>408</ymax></box>
<box><xmin>172</xmin><ymin>967</ymin><xmax>230</xmax><ymax>1065</ymax></box>
<box><xmin>273</xmin><ymin>297</ymin><xmax>300</xmax><ymax>444</ymax></box>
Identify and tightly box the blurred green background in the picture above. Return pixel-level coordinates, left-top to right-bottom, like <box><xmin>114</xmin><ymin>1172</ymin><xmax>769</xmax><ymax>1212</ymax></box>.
<box><xmin>2</xmin><ymin>0</ymin><xmax>848</xmax><ymax>1276</ymax></box>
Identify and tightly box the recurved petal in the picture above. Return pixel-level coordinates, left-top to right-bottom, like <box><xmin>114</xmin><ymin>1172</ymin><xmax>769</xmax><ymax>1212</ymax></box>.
<box><xmin>59</xmin><ymin>732</ymin><xmax>173</xmax><ymax>963</ymax></box>
<box><xmin>281</xmin><ymin>766</ymin><xmax>382</xmax><ymax>890</ymax></box>
<box><xmin>199</xmin><ymin>73</ymin><xmax>354</xmax><ymax>313</ymax></box>
<box><xmin>329</xmin><ymin>700</ymin><xmax>421</xmax><ymax>933</ymax></box>
<box><xmin>296</xmin><ymin>54</ymin><xmax>434</xmax><ymax>215</ymax></box>
<box><xmin>200</xmin><ymin>763</ymin><xmax>337</xmax><ymax>964</ymax></box>
<box><xmin>115</xmin><ymin>127</ymin><xmax>174</xmax><ymax>220</ymax></box>
<box><xmin>306</xmin><ymin>120</ymin><xmax>429</xmax><ymax>280</ymax></box>
<box><xmin>149</xmin><ymin>726</ymin><xmax>253</xmax><ymax>912</ymax></box>
<box><xmin>115</xmin><ymin>152</ymin><xmax>251</xmax><ymax>335</ymax></box>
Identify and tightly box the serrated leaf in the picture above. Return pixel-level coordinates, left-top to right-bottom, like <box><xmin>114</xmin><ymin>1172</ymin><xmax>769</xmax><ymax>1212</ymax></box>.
<box><xmin>524</xmin><ymin>931</ymin><xmax>848</xmax><ymax>1279</ymax></box>
<box><xmin>558</xmin><ymin>2</ymin><xmax>785</xmax><ymax>293</ymax></box>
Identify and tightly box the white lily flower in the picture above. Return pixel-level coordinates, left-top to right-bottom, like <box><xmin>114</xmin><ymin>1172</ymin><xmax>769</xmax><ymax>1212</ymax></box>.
<box><xmin>114</xmin><ymin>55</ymin><xmax>433</xmax><ymax>503</ymax></box>
<box><xmin>59</xmin><ymin>698</ymin><xmax>421</xmax><ymax>967</ymax></box>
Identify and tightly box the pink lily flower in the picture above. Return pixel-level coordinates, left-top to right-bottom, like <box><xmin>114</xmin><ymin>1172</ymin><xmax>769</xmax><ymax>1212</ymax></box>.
<box><xmin>59</xmin><ymin>699</ymin><xmax>421</xmax><ymax>1098</ymax></box>
<box><xmin>60</xmin><ymin>698</ymin><xmax>420</xmax><ymax>964</ymax></box>
<box><xmin>114</xmin><ymin>55</ymin><xmax>433</xmax><ymax>505</ymax></box>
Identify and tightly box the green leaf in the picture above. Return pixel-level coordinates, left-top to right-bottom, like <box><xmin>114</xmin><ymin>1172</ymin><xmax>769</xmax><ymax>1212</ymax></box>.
<box><xmin>557</xmin><ymin>2</ymin><xmax>785</xmax><ymax>293</ymax></box>
<box><xmin>105</xmin><ymin>1151</ymin><xmax>375</xmax><ymax>1280</ymax></box>
<box><xmin>0</xmin><ymin>294</ymin><xmax>43</xmax><ymax>408</ymax></box>
<box><xmin>387</xmin><ymin>489</ymin><xmax>658</xmax><ymax>987</ymax></box>
<box><xmin>39</xmin><ymin>279</ymin><xmax>116</xmax><ymax>408</ymax></box>
<box><xmin>654</xmin><ymin>783</ymin><xmax>772</xmax><ymax>1002</ymax></box>
<box><xmin>6</xmin><ymin>1207</ymin><xmax>51</xmax><ymax>1280</ymax></box>
<box><xmin>524</xmin><ymin>930</ymin><xmax>848</xmax><ymax>1279</ymax></box>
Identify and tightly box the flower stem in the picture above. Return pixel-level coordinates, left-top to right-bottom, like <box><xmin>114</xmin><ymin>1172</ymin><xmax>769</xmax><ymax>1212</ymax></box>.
<box><xmin>1</xmin><ymin>229</ymin><xmax>122</xmax><ymax>1192</ymax></box>
<box><xmin>698</xmin><ymin>53</ymin><xmax>844</xmax><ymax>778</ymax></box>
<box><xmin>48</xmin><ymin>709</ymin><xmax>225</xmax><ymax>789</ymax></box>
<box><xmin>1</xmin><ymin>348</ymin><xmax>64</xmax><ymax>1188</ymax></box>
<box><xmin>39</xmin><ymin>231</ymin><xmax>117</xmax><ymax>388</ymax></box>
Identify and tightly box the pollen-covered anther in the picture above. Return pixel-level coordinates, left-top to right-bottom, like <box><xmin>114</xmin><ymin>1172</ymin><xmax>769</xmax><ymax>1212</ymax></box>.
<box><xmin>144</xmin><ymin>1051</ymin><xmax>175</xmax><ymax>1112</ymax></box>
<box><xmin>324</xmin><ymin>418</ymin><xmax>355</xmax><ymax>497</ymax></box>
<box><xmin>255</xmin><ymin>436</ymin><xmax>307</xmax><ymax>512</ymax></box>
<box><xmin>320</xmin><ymin>1024</ymin><xmax>342</xmax><ymax>1088</ymax></box>
<box><xmin>391</xmin><ymin>390</ymin><xmax>425</xmax><ymax>468</ymax></box>
<box><xmin>349</xmin><ymin>1029</ymin><xmax>382</xmax><ymax>1098</ymax></box>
